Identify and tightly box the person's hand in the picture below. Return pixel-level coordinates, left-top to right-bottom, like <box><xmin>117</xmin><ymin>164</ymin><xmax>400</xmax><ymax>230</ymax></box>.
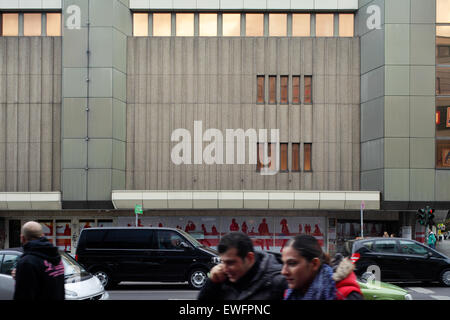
<box><xmin>209</xmin><ymin>264</ymin><xmax>227</xmax><ymax>283</ymax></box>
<box><xmin>11</xmin><ymin>268</ymin><xmax>16</xmax><ymax>280</ymax></box>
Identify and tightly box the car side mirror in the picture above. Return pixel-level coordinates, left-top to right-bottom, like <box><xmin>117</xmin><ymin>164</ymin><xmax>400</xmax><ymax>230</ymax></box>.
<box><xmin>425</xmin><ymin>252</ymin><xmax>432</xmax><ymax>259</ymax></box>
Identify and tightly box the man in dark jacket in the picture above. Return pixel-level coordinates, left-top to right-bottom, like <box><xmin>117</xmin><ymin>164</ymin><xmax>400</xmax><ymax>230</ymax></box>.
<box><xmin>197</xmin><ymin>232</ymin><xmax>287</xmax><ymax>300</ymax></box>
<box><xmin>14</xmin><ymin>221</ymin><xmax>65</xmax><ymax>300</ymax></box>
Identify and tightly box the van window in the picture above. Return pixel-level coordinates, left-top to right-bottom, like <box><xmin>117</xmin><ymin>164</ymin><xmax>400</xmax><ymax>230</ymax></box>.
<box><xmin>103</xmin><ymin>229</ymin><xmax>155</xmax><ymax>249</ymax></box>
<box><xmin>373</xmin><ymin>240</ymin><xmax>397</xmax><ymax>253</ymax></box>
<box><xmin>157</xmin><ymin>230</ymin><xmax>189</xmax><ymax>250</ymax></box>
<box><xmin>85</xmin><ymin>230</ymin><xmax>108</xmax><ymax>248</ymax></box>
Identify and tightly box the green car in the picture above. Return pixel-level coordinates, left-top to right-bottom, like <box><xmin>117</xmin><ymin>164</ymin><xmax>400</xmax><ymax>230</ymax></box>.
<box><xmin>358</xmin><ymin>272</ymin><xmax>413</xmax><ymax>300</ymax></box>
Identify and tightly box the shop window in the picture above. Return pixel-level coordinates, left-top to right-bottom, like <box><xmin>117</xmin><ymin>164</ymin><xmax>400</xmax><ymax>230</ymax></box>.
<box><xmin>316</xmin><ymin>14</ymin><xmax>334</xmax><ymax>37</ymax></box>
<box><xmin>199</xmin><ymin>13</ymin><xmax>217</xmax><ymax>36</ymax></box>
<box><xmin>292</xmin><ymin>143</ymin><xmax>300</xmax><ymax>171</ymax></box>
<box><xmin>436</xmin><ymin>98</ymin><xmax>450</xmax><ymax>138</ymax></box>
<box><xmin>257</xmin><ymin>75</ymin><xmax>265</xmax><ymax>103</ymax></box>
<box><xmin>269</xmin><ymin>75</ymin><xmax>276</xmax><ymax>104</ymax></box>
<box><xmin>304</xmin><ymin>75</ymin><xmax>312</xmax><ymax>103</ymax></box>
<box><xmin>2</xmin><ymin>13</ymin><xmax>19</xmax><ymax>36</ymax></box>
<box><xmin>304</xmin><ymin>143</ymin><xmax>312</xmax><ymax>171</ymax></box>
<box><xmin>223</xmin><ymin>13</ymin><xmax>240</xmax><ymax>36</ymax></box>
<box><xmin>176</xmin><ymin>13</ymin><xmax>194</xmax><ymax>36</ymax></box>
<box><xmin>269</xmin><ymin>13</ymin><xmax>287</xmax><ymax>36</ymax></box>
<box><xmin>292</xmin><ymin>76</ymin><xmax>300</xmax><ymax>104</ymax></box>
<box><xmin>39</xmin><ymin>221</ymin><xmax>54</xmax><ymax>244</ymax></box>
<box><xmin>153</xmin><ymin>13</ymin><xmax>171</xmax><ymax>36</ymax></box>
<box><xmin>56</xmin><ymin>221</ymin><xmax>72</xmax><ymax>252</ymax></box>
<box><xmin>339</xmin><ymin>13</ymin><xmax>354</xmax><ymax>37</ymax></box>
<box><xmin>437</xmin><ymin>0</ymin><xmax>450</xmax><ymax>23</ymax></box>
<box><xmin>292</xmin><ymin>14</ymin><xmax>310</xmax><ymax>37</ymax></box>
<box><xmin>46</xmin><ymin>13</ymin><xmax>61</xmax><ymax>36</ymax></box>
<box><xmin>246</xmin><ymin>13</ymin><xmax>264</xmax><ymax>36</ymax></box>
<box><xmin>133</xmin><ymin>13</ymin><xmax>148</xmax><ymax>36</ymax></box>
<box><xmin>280</xmin><ymin>75</ymin><xmax>288</xmax><ymax>104</ymax></box>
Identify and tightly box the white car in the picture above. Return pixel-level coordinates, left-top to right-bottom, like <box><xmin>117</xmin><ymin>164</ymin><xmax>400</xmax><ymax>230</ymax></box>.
<box><xmin>0</xmin><ymin>248</ymin><xmax>109</xmax><ymax>300</ymax></box>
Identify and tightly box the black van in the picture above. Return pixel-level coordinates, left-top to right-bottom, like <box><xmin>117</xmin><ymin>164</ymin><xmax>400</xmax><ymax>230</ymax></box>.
<box><xmin>75</xmin><ymin>227</ymin><xmax>220</xmax><ymax>289</ymax></box>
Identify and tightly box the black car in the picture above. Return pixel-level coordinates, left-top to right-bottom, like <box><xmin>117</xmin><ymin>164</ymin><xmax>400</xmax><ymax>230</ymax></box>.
<box><xmin>75</xmin><ymin>227</ymin><xmax>220</xmax><ymax>289</ymax></box>
<box><xmin>344</xmin><ymin>237</ymin><xmax>450</xmax><ymax>287</ymax></box>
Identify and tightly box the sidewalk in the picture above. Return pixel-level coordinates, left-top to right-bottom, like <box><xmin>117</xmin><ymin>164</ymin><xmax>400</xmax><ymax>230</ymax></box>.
<box><xmin>435</xmin><ymin>238</ymin><xmax>450</xmax><ymax>257</ymax></box>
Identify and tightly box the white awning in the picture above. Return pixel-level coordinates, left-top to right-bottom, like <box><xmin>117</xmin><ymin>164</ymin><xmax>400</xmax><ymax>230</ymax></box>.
<box><xmin>112</xmin><ymin>190</ymin><xmax>380</xmax><ymax>210</ymax></box>
<box><xmin>0</xmin><ymin>192</ymin><xmax>62</xmax><ymax>210</ymax></box>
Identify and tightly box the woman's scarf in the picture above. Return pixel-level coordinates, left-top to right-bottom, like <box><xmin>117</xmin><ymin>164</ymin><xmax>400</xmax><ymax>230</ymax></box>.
<box><xmin>284</xmin><ymin>264</ymin><xmax>337</xmax><ymax>300</ymax></box>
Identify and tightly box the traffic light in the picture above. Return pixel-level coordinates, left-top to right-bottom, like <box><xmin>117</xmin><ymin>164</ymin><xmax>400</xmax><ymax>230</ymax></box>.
<box><xmin>417</xmin><ymin>208</ymin><xmax>426</xmax><ymax>225</ymax></box>
<box><xmin>425</xmin><ymin>206</ymin><xmax>435</xmax><ymax>227</ymax></box>
<box><xmin>417</xmin><ymin>206</ymin><xmax>436</xmax><ymax>228</ymax></box>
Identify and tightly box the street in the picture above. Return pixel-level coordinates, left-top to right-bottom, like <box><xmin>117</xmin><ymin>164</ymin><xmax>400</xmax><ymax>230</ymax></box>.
<box><xmin>106</xmin><ymin>282</ymin><xmax>450</xmax><ymax>300</ymax></box>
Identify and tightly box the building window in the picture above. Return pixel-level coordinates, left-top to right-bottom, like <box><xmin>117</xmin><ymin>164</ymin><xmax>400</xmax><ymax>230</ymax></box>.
<box><xmin>292</xmin><ymin>76</ymin><xmax>300</xmax><ymax>104</ymax></box>
<box><xmin>437</xmin><ymin>27</ymin><xmax>450</xmax><ymax>65</ymax></box>
<box><xmin>292</xmin><ymin>14</ymin><xmax>310</xmax><ymax>37</ymax></box>
<box><xmin>257</xmin><ymin>75</ymin><xmax>265</xmax><ymax>103</ymax></box>
<box><xmin>437</xmin><ymin>67</ymin><xmax>450</xmax><ymax>95</ymax></box>
<box><xmin>24</xmin><ymin>13</ymin><xmax>41</xmax><ymax>36</ymax></box>
<box><xmin>2</xmin><ymin>13</ymin><xmax>19</xmax><ymax>36</ymax></box>
<box><xmin>304</xmin><ymin>143</ymin><xmax>312</xmax><ymax>171</ymax></box>
<box><xmin>316</xmin><ymin>13</ymin><xmax>334</xmax><ymax>37</ymax></box>
<box><xmin>339</xmin><ymin>14</ymin><xmax>354</xmax><ymax>37</ymax></box>
<box><xmin>269</xmin><ymin>13</ymin><xmax>287</xmax><ymax>36</ymax></box>
<box><xmin>176</xmin><ymin>13</ymin><xmax>194</xmax><ymax>36</ymax></box>
<box><xmin>257</xmin><ymin>143</ymin><xmax>275</xmax><ymax>171</ymax></box>
<box><xmin>246</xmin><ymin>13</ymin><xmax>264</xmax><ymax>36</ymax></box>
<box><xmin>269</xmin><ymin>76</ymin><xmax>277</xmax><ymax>104</ymax></box>
<box><xmin>133</xmin><ymin>13</ymin><xmax>148</xmax><ymax>36</ymax></box>
<box><xmin>292</xmin><ymin>143</ymin><xmax>300</xmax><ymax>171</ymax></box>
<box><xmin>437</xmin><ymin>0</ymin><xmax>450</xmax><ymax>23</ymax></box>
<box><xmin>280</xmin><ymin>143</ymin><xmax>288</xmax><ymax>172</ymax></box>
<box><xmin>304</xmin><ymin>76</ymin><xmax>312</xmax><ymax>104</ymax></box>
<box><xmin>153</xmin><ymin>13</ymin><xmax>171</xmax><ymax>36</ymax></box>
<box><xmin>46</xmin><ymin>13</ymin><xmax>61</xmax><ymax>36</ymax></box>
<box><xmin>199</xmin><ymin>13</ymin><xmax>217</xmax><ymax>36</ymax></box>
<box><xmin>223</xmin><ymin>13</ymin><xmax>240</xmax><ymax>36</ymax></box>
<box><xmin>280</xmin><ymin>76</ymin><xmax>288</xmax><ymax>104</ymax></box>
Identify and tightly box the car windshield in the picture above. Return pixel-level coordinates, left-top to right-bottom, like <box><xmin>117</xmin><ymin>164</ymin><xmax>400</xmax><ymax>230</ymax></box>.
<box><xmin>177</xmin><ymin>229</ymin><xmax>203</xmax><ymax>248</ymax></box>
<box><xmin>60</xmin><ymin>252</ymin><xmax>92</xmax><ymax>282</ymax></box>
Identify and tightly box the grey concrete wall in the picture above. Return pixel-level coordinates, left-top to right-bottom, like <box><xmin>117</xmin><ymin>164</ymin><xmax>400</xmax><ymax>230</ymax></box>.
<box><xmin>126</xmin><ymin>37</ymin><xmax>360</xmax><ymax>191</ymax></box>
<box><xmin>0</xmin><ymin>37</ymin><xmax>61</xmax><ymax>192</ymax></box>
<box><xmin>62</xmin><ymin>0</ymin><xmax>131</xmax><ymax>201</ymax></box>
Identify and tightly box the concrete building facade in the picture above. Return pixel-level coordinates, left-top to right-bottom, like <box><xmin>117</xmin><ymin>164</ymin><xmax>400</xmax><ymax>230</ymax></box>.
<box><xmin>0</xmin><ymin>0</ymin><xmax>448</xmax><ymax>255</ymax></box>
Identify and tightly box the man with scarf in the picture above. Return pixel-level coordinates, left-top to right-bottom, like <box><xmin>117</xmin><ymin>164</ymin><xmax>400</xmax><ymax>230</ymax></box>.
<box><xmin>13</xmin><ymin>221</ymin><xmax>65</xmax><ymax>300</ymax></box>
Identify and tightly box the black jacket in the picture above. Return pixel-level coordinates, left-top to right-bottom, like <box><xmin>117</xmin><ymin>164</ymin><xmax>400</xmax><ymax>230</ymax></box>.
<box><xmin>14</xmin><ymin>237</ymin><xmax>65</xmax><ymax>300</ymax></box>
<box><xmin>197</xmin><ymin>251</ymin><xmax>287</xmax><ymax>300</ymax></box>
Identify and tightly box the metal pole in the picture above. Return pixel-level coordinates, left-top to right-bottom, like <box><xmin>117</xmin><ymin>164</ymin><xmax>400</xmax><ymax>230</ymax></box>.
<box><xmin>360</xmin><ymin>201</ymin><xmax>364</xmax><ymax>238</ymax></box>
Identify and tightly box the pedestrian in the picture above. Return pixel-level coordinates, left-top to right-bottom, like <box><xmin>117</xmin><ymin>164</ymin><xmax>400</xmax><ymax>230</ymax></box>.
<box><xmin>428</xmin><ymin>231</ymin><xmax>437</xmax><ymax>249</ymax></box>
<box><xmin>281</xmin><ymin>235</ymin><xmax>363</xmax><ymax>300</ymax></box>
<box><xmin>197</xmin><ymin>232</ymin><xmax>287</xmax><ymax>300</ymax></box>
<box><xmin>13</xmin><ymin>221</ymin><xmax>65</xmax><ymax>300</ymax></box>
<box><xmin>382</xmin><ymin>231</ymin><xmax>389</xmax><ymax>238</ymax></box>
<box><xmin>390</xmin><ymin>233</ymin><xmax>395</xmax><ymax>238</ymax></box>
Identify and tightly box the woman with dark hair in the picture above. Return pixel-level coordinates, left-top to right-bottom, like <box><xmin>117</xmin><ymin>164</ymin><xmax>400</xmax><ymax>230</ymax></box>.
<box><xmin>281</xmin><ymin>235</ymin><xmax>363</xmax><ymax>300</ymax></box>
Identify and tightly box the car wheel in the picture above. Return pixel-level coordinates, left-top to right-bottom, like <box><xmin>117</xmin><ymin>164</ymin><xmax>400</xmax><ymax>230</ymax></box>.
<box><xmin>439</xmin><ymin>269</ymin><xmax>450</xmax><ymax>287</ymax></box>
<box><xmin>92</xmin><ymin>269</ymin><xmax>116</xmax><ymax>290</ymax></box>
<box><xmin>188</xmin><ymin>268</ymin><xmax>208</xmax><ymax>289</ymax></box>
